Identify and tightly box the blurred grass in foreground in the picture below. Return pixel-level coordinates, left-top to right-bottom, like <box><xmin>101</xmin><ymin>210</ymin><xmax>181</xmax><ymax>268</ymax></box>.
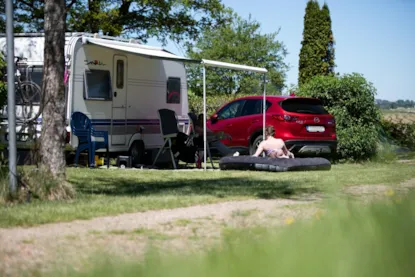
<box><xmin>54</xmin><ymin>191</ymin><xmax>415</xmax><ymax>277</ymax></box>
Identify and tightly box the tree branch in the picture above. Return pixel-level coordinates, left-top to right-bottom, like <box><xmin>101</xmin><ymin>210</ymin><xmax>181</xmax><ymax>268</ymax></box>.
<box><xmin>66</xmin><ymin>0</ymin><xmax>77</xmax><ymax>11</ymax></box>
<box><xmin>18</xmin><ymin>0</ymin><xmax>36</xmax><ymax>9</ymax></box>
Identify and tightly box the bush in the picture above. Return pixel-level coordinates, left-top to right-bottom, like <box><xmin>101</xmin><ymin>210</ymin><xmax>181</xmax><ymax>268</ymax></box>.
<box><xmin>335</xmin><ymin>123</ymin><xmax>379</xmax><ymax>161</ymax></box>
<box><xmin>297</xmin><ymin>73</ymin><xmax>381</xmax><ymax>161</ymax></box>
<box><xmin>381</xmin><ymin>119</ymin><xmax>415</xmax><ymax>150</ymax></box>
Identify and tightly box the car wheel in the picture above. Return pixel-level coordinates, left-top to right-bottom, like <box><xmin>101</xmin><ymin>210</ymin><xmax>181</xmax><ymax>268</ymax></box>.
<box><xmin>249</xmin><ymin>135</ymin><xmax>265</xmax><ymax>156</ymax></box>
<box><xmin>129</xmin><ymin>140</ymin><xmax>145</xmax><ymax>166</ymax></box>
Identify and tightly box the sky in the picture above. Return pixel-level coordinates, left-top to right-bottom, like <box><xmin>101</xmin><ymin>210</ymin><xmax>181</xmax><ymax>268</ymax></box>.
<box><xmin>148</xmin><ymin>0</ymin><xmax>415</xmax><ymax>101</ymax></box>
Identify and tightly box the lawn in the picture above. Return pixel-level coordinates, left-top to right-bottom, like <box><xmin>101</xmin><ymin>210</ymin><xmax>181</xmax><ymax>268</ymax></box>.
<box><xmin>0</xmin><ymin>161</ymin><xmax>415</xmax><ymax>228</ymax></box>
<box><xmin>53</xmin><ymin>190</ymin><xmax>415</xmax><ymax>277</ymax></box>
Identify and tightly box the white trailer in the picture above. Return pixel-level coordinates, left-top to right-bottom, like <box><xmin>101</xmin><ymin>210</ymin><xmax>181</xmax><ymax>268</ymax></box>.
<box><xmin>0</xmin><ymin>33</ymin><xmax>194</xmax><ymax>164</ymax></box>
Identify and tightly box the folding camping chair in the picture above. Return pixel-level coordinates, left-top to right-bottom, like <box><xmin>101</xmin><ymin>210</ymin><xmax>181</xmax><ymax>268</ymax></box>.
<box><xmin>187</xmin><ymin>112</ymin><xmax>215</xmax><ymax>169</ymax></box>
<box><xmin>152</xmin><ymin>109</ymin><xmax>179</xmax><ymax>169</ymax></box>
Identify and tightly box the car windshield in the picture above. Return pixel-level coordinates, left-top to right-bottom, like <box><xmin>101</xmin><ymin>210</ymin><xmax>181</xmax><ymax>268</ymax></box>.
<box><xmin>280</xmin><ymin>98</ymin><xmax>329</xmax><ymax>115</ymax></box>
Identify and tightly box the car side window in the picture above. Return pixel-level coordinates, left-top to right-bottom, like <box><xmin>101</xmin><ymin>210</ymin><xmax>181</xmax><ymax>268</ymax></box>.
<box><xmin>262</xmin><ymin>100</ymin><xmax>272</xmax><ymax>112</ymax></box>
<box><xmin>241</xmin><ymin>100</ymin><xmax>272</xmax><ymax>116</ymax></box>
<box><xmin>241</xmin><ymin>100</ymin><xmax>260</xmax><ymax>116</ymax></box>
<box><xmin>217</xmin><ymin>100</ymin><xmax>244</xmax><ymax>120</ymax></box>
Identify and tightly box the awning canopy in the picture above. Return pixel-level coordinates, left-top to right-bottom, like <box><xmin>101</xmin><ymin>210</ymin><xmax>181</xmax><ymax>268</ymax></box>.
<box><xmin>82</xmin><ymin>37</ymin><xmax>268</xmax><ymax>73</ymax></box>
<box><xmin>202</xmin><ymin>59</ymin><xmax>268</xmax><ymax>73</ymax></box>
<box><xmin>82</xmin><ymin>37</ymin><xmax>199</xmax><ymax>63</ymax></box>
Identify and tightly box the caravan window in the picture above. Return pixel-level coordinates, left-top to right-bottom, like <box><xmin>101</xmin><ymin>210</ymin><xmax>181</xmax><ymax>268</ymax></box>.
<box><xmin>84</xmin><ymin>69</ymin><xmax>112</xmax><ymax>100</ymax></box>
<box><xmin>24</xmin><ymin>66</ymin><xmax>43</xmax><ymax>88</ymax></box>
<box><xmin>167</xmin><ymin>77</ymin><xmax>180</xmax><ymax>104</ymax></box>
<box><xmin>116</xmin><ymin>59</ymin><xmax>124</xmax><ymax>89</ymax></box>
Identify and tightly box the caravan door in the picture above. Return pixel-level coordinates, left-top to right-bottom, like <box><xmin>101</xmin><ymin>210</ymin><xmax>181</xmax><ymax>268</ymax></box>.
<box><xmin>111</xmin><ymin>55</ymin><xmax>127</xmax><ymax>146</ymax></box>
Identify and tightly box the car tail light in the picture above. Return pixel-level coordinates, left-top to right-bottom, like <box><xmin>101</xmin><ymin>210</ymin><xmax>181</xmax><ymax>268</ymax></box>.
<box><xmin>327</xmin><ymin>118</ymin><xmax>336</xmax><ymax>125</ymax></box>
<box><xmin>66</xmin><ymin>131</ymin><xmax>70</xmax><ymax>144</ymax></box>
<box><xmin>272</xmin><ymin>114</ymin><xmax>298</xmax><ymax>122</ymax></box>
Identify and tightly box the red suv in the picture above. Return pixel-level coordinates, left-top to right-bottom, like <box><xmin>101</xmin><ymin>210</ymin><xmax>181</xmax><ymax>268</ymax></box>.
<box><xmin>206</xmin><ymin>95</ymin><xmax>337</xmax><ymax>157</ymax></box>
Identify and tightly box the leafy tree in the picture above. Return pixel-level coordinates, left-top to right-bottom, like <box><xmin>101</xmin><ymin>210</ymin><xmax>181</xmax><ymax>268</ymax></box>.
<box><xmin>186</xmin><ymin>11</ymin><xmax>288</xmax><ymax>96</ymax></box>
<box><xmin>297</xmin><ymin>73</ymin><xmax>381</xmax><ymax>161</ymax></box>
<box><xmin>1</xmin><ymin>0</ymin><xmax>227</xmax><ymax>45</ymax></box>
<box><xmin>0</xmin><ymin>0</ymin><xmax>46</xmax><ymax>32</ymax></box>
<box><xmin>298</xmin><ymin>0</ymin><xmax>335</xmax><ymax>86</ymax></box>
<box><xmin>40</xmin><ymin>0</ymin><xmax>67</xmax><ymax>181</ymax></box>
<box><xmin>376</xmin><ymin>99</ymin><xmax>415</xmax><ymax>109</ymax></box>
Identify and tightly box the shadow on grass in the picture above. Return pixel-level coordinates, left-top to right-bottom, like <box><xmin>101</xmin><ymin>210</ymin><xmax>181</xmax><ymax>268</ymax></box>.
<box><xmin>69</xmin><ymin>174</ymin><xmax>319</xmax><ymax>200</ymax></box>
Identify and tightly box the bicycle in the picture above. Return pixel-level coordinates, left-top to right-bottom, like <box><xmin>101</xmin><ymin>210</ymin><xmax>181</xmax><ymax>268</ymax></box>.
<box><xmin>2</xmin><ymin>55</ymin><xmax>43</xmax><ymax>123</ymax></box>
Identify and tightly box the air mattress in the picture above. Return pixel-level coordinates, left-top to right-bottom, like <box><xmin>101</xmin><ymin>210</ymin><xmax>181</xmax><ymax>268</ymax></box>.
<box><xmin>219</xmin><ymin>156</ymin><xmax>331</xmax><ymax>172</ymax></box>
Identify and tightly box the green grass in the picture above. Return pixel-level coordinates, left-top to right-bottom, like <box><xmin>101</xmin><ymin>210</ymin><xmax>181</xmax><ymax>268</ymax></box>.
<box><xmin>108</xmin><ymin>229</ymin><xmax>131</xmax><ymax>235</ymax></box>
<box><xmin>0</xmin><ymin>162</ymin><xmax>415</xmax><ymax>228</ymax></box>
<box><xmin>231</xmin><ymin>208</ymin><xmax>258</xmax><ymax>218</ymax></box>
<box><xmin>174</xmin><ymin>219</ymin><xmax>193</xmax><ymax>226</ymax></box>
<box><xmin>21</xmin><ymin>239</ymin><xmax>35</xmax><ymax>244</ymax></box>
<box><xmin>397</xmin><ymin>151</ymin><xmax>415</xmax><ymax>160</ymax></box>
<box><xmin>50</xmin><ymin>192</ymin><xmax>415</xmax><ymax>277</ymax></box>
<box><xmin>106</xmin><ymin>228</ymin><xmax>173</xmax><ymax>240</ymax></box>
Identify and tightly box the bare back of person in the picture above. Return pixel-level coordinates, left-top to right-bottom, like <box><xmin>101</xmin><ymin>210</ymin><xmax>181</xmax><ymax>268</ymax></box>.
<box><xmin>262</xmin><ymin>137</ymin><xmax>287</xmax><ymax>158</ymax></box>
<box><xmin>252</xmin><ymin>126</ymin><xmax>294</xmax><ymax>159</ymax></box>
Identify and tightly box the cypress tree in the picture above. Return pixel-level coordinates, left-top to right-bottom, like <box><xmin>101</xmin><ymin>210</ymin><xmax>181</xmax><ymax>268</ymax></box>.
<box><xmin>298</xmin><ymin>0</ymin><xmax>335</xmax><ymax>86</ymax></box>
<box><xmin>298</xmin><ymin>0</ymin><xmax>321</xmax><ymax>86</ymax></box>
<box><xmin>321</xmin><ymin>3</ymin><xmax>335</xmax><ymax>75</ymax></box>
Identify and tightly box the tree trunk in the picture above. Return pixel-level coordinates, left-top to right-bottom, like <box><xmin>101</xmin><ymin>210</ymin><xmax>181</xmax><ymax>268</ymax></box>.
<box><xmin>40</xmin><ymin>0</ymin><xmax>67</xmax><ymax>181</ymax></box>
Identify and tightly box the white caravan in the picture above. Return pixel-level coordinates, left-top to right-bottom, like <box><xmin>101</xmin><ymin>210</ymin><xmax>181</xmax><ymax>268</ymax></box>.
<box><xmin>0</xmin><ymin>32</ymin><xmax>193</xmax><ymax>164</ymax></box>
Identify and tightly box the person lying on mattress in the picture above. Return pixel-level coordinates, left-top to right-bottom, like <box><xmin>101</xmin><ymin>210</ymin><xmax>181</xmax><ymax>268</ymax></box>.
<box><xmin>252</xmin><ymin>126</ymin><xmax>294</xmax><ymax>159</ymax></box>
<box><xmin>194</xmin><ymin>114</ymin><xmax>240</xmax><ymax>157</ymax></box>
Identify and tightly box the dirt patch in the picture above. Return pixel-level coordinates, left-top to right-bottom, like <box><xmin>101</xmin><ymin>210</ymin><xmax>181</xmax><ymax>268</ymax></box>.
<box><xmin>399</xmin><ymin>178</ymin><xmax>415</xmax><ymax>189</ymax></box>
<box><xmin>343</xmin><ymin>184</ymin><xmax>392</xmax><ymax>196</ymax></box>
<box><xmin>0</xmin><ymin>198</ymin><xmax>317</xmax><ymax>277</ymax></box>
<box><xmin>342</xmin><ymin>178</ymin><xmax>415</xmax><ymax>202</ymax></box>
<box><xmin>398</xmin><ymin>159</ymin><xmax>415</xmax><ymax>165</ymax></box>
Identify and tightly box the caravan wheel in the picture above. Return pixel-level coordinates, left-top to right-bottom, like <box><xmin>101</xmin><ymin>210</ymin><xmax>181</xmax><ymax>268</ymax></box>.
<box><xmin>129</xmin><ymin>140</ymin><xmax>145</xmax><ymax>166</ymax></box>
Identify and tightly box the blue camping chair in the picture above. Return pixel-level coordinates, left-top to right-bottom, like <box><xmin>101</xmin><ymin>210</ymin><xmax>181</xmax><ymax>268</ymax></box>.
<box><xmin>71</xmin><ymin>111</ymin><xmax>109</xmax><ymax>168</ymax></box>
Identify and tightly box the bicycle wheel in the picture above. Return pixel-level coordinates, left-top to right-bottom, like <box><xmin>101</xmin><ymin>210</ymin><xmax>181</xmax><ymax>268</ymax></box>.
<box><xmin>16</xmin><ymin>81</ymin><xmax>43</xmax><ymax>123</ymax></box>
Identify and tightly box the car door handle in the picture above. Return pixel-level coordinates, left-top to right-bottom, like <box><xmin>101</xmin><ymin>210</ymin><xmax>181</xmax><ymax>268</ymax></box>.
<box><xmin>252</xmin><ymin>119</ymin><xmax>259</xmax><ymax>123</ymax></box>
<box><xmin>226</xmin><ymin>124</ymin><xmax>233</xmax><ymax>127</ymax></box>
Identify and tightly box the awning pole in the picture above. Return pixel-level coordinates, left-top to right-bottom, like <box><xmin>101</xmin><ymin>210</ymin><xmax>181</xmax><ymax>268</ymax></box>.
<box><xmin>203</xmin><ymin>64</ymin><xmax>207</xmax><ymax>171</ymax></box>
<box><xmin>6</xmin><ymin>0</ymin><xmax>17</xmax><ymax>195</ymax></box>
<box><xmin>262</xmin><ymin>73</ymin><xmax>266</xmax><ymax>140</ymax></box>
